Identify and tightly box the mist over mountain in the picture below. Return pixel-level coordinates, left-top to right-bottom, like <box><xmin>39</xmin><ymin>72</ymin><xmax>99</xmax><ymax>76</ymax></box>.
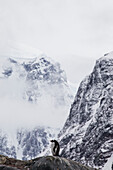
<box><xmin>1</xmin><ymin>44</ymin><xmax>113</xmax><ymax>170</ymax></box>
<box><xmin>0</xmin><ymin>45</ymin><xmax>75</xmax><ymax>159</ymax></box>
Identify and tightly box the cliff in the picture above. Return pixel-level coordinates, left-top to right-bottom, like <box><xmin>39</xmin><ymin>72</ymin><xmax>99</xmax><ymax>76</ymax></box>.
<box><xmin>58</xmin><ymin>52</ymin><xmax>113</xmax><ymax>169</ymax></box>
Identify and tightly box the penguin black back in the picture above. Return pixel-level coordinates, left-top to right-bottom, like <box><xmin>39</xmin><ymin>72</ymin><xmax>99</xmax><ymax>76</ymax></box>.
<box><xmin>50</xmin><ymin>140</ymin><xmax>60</xmax><ymax>156</ymax></box>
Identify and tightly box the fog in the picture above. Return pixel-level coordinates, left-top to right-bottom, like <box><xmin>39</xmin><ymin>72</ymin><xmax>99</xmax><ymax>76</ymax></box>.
<box><xmin>0</xmin><ymin>0</ymin><xmax>113</xmax><ymax>84</ymax></box>
<box><xmin>0</xmin><ymin>0</ymin><xmax>113</xmax><ymax>133</ymax></box>
<box><xmin>0</xmin><ymin>78</ymin><xmax>70</xmax><ymax>133</ymax></box>
<box><xmin>0</xmin><ymin>97</ymin><xmax>68</xmax><ymax>131</ymax></box>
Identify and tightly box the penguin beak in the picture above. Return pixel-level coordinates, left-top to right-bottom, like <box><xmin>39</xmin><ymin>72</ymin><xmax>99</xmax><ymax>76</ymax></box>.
<box><xmin>50</xmin><ymin>140</ymin><xmax>53</xmax><ymax>142</ymax></box>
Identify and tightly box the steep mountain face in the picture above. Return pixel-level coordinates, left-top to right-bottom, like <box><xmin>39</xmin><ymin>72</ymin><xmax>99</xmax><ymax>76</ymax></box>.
<box><xmin>0</xmin><ymin>52</ymin><xmax>74</xmax><ymax>160</ymax></box>
<box><xmin>1</xmin><ymin>55</ymin><xmax>73</xmax><ymax>105</ymax></box>
<box><xmin>58</xmin><ymin>52</ymin><xmax>113</xmax><ymax>170</ymax></box>
<box><xmin>0</xmin><ymin>127</ymin><xmax>57</xmax><ymax>160</ymax></box>
<box><xmin>0</xmin><ymin>131</ymin><xmax>16</xmax><ymax>159</ymax></box>
<box><xmin>16</xmin><ymin>127</ymin><xmax>59</xmax><ymax>160</ymax></box>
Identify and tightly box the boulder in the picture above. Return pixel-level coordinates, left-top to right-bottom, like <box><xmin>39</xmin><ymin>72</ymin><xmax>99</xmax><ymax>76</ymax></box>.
<box><xmin>29</xmin><ymin>156</ymin><xmax>96</xmax><ymax>170</ymax></box>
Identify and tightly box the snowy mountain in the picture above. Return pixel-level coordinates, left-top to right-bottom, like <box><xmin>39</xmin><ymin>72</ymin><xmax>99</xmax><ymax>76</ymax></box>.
<box><xmin>0</xmin><ymin>54</ymin><xmax>73</xmax><ymax>105</ymax></box>
<box><xmin>0</xmin><ymin>127</ymin><xmax>58</xmax><ymax>160</ymax></box>
<box><xmin>0</xmin><ymin>46</ymin><xmax>75</xmax><ymax>160</ymax></box>
<box><xmin>58</xmin><ymin>52</ymin><xmax>113</xmax><ymax>170</ymax></box>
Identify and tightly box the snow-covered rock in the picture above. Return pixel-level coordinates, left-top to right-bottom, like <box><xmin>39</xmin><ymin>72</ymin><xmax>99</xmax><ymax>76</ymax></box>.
<box><xmin>58</xmin><ymin>52</ymin><xmax>113</xmax><ymax>170</ymax></box>
<box><xmin>0</xmin><ymin>127</ymin><xmax>57</xmax><ymax>160</ymax></box>
<box><xmin>0</xmin><ymin>48</ymin><xmax>75</xmax><ymax>160</ymax></box>
<box><xmin>1</xmin><ymin>55</ymin><xmax>73</xmax><ymax>104</ymax></box>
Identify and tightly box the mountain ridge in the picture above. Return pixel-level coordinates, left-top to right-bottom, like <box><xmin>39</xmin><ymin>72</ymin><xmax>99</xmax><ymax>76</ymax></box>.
<box><xmin>58</xmin><ymin>52</ymin><xmax>113</xmax><ymax>170</ymax></box>
<box><xmin>0</xmin><ymin>52</ymin><xmax>75</xmax><ymax>160</ymax></box>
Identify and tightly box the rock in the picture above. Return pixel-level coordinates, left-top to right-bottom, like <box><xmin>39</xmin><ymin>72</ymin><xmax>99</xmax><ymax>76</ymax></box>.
<box><xmin>0</xmin><ymin>155</ymin><xmax>96</xmax><ymax>170</ymax></box>
<box><xmin>0</xmin><ymin>165</ymin><xmax>19</xmax><ymax>170</ymax></box>
<box><xmin>0</xmin><ymin>155</ymin><xmax>27</xmax><ymax>170</ymax></box>
<box><xmin>58</xmin><ymin>52</ymin><xmax>113</xmax><ymax>169</ymax></box>
<box><xmin>29</xmin><ymin>156</ymin><xmax>96</xmax><ymax>170</ymax></box>
<box><xmin>0</xmin><ymin>156</ymin><xmax>7</xmax><ymax>164</ymax></box>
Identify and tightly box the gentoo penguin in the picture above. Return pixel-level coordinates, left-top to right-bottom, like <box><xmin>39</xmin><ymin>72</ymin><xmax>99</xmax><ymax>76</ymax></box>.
<box><xmin>50</xmin><ymin>140</ymin><xmax>60</xmax><ymax>156</ymax></box>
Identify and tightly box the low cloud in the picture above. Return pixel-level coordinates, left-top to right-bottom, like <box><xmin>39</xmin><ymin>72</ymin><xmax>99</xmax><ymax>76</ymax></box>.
<box><xmin>0</xmin><ymin>78</ymin><xmax>69</xmax><ymax>134</ymax></box>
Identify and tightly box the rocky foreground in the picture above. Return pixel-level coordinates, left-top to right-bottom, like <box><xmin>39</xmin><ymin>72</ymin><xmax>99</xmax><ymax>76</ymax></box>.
<box><xmin>0</xmin><ymin>155</ymin><xmax>96</xmax><ymax>170</ymax></box>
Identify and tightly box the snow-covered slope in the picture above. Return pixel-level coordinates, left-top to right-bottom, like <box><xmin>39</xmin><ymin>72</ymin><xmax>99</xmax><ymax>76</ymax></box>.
<box><xmin>0</xmin><ymin>126</ymin><xmax>58</xmax><ymax>160</ymax></box>
<box><xmin>58</xmin><ymin>52</ymin><xmax>113</xmax><ymax>170</ymax></box>
<box><xmin>0</xmin><ymin>45</ymin><xmax>75</xmax><ymax>160</ymax></box>
<box><xmin>0</xmin><ymin>53</ymin><xmax>74</xmax><ymax>105</ymax></box>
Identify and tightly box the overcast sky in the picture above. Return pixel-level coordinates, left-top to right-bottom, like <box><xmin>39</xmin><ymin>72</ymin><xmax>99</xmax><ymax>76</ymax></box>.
<box><xmin>0</xmin><ymin>0</ymin><xmax>113</xmax><ymax>84</ymax></box>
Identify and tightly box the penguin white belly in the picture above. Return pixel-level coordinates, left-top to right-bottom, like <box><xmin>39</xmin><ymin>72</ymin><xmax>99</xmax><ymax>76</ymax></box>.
<box><xmin>51</xmin><ymin>142</ymin><xmax>55</xmax><ymax>156</ymax></box>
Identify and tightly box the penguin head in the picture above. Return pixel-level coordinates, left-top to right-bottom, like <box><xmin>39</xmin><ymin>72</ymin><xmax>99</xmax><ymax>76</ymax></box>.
<box><xmin>50</xmin><ymin>140</ymin><xmax>59</xmax><ymax>145</ymax></box>
<box><xmin>50</xmin><ymin>140</ymin><xmax>55</xmax><ymax>143</ymax></box>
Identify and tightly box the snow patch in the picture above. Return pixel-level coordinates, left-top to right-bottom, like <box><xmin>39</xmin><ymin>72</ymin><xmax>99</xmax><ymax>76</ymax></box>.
<box><xmin>102</xmin><ymin>153</ymin><xmax>113</xmax><ymax>170</ymax></box>
<box><xmin>99</xmin><ymin>51</ymin><xmax>113</xmax><ymax>61</ymax></box>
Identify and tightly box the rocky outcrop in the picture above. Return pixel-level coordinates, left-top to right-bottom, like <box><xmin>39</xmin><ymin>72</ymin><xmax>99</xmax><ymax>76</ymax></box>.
<box><xmin>0</xmin><ymin>155</ymin><xmax>96</xmax><ymax>170</ymax></box>
<box><xmin>29</xmin><ymin>156</ymin><xmax>97</xmax><ymax>170</ymax></box>
<box><xmin>58</xmin><ymin>52</ymin><xmax>113</xmax><ymax>169</ymax></box>
<box><xmin>0</xmin><ymin>155</ymin><xmax>27</xmax><ymax>169</ymax></box>
<box><xmin>0</xmin><ymin>166</ymin><xmax>19</xmax><ymax>170</ymax></box>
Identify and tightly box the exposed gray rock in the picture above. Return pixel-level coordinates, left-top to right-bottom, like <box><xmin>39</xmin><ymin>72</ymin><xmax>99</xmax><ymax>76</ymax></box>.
<box><xmin>59</xmin><ymin>52</ymin><xmax>113</xmax><ymax>169</ymax></box>
<box><xmin>0</xmin><ymin>155</ymin><xmax>26</xmax><ymax>169</ymax></box>
<box><xmin>0</xmin><ymin>155</ymin><xmax>96</xmax><ymax>170</ymax></box>
<box><xmin>29</xmin><ymin>156</ymin><xmax>96</xmax><ymax>170</ymax></box>
<box><xmin>0</xmin><ymin>165</ymin><xmax>19</xmax><ymax>170</ymax></box>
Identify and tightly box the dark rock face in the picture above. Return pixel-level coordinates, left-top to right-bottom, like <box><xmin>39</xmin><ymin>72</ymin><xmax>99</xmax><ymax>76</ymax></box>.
<box><xmin>0</xmin><ymin>165</ymin><xmax>19</xmax><ymax>170</ymax></box>
<box><xmin>0</xmin><ymin>155</ymin><xmax>26</xmax><ymax>170</ymax></box>
<box><xmin>2</xmin><ymin>68</ymin><xmax>13</xmax><ymax>77</ymax></box>
<box><xmin>0</xmin><ymin>155</ymin><xmax>96</xmax><ymax>170</ymax></box>
<box><xmin>30</xmin><ymin>156</ymin><xmax>95</xmax><ymax>170</ymax></box>
<box><xmin>23</xmin><ymin>57</ymin><xmax>66</xmax><ymax>84</ymax></box>
<box><xmin>58</xmin><ymin>53</ymin><xmax>113</xmax><ymax>169</ymax></box>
